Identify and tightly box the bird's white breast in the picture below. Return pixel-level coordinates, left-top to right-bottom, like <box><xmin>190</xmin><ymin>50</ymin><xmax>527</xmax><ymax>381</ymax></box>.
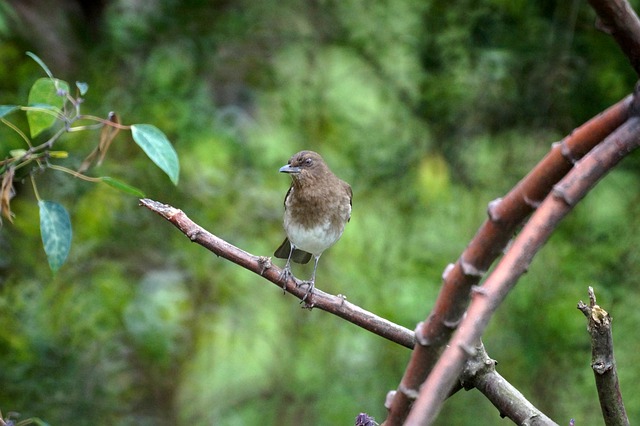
<box><xmin>284</xmin><ymin>219</ymin><xmax>345</xmax><ymax>256</ymax></box>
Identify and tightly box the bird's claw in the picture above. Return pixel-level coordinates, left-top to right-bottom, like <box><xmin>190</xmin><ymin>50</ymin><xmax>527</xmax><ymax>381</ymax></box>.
<box><xmin>278</xmin><ymin>267</ymin><xmax>291</xmax><ymax>290</ymax></box>
<box><xmin>279</xmin><ymin>266</ymin><xmax>294</xmax><ymax>294</ymax></box>
<box><xmin>297</xmin><ymin>280</ymin><xmax>315</xmax><ymax>305</ymax></box>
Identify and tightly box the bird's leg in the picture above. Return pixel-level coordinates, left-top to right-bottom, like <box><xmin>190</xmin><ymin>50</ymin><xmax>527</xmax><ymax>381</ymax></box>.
<box><xmin>299</xmin><ymin>255</ymin><xmax>320</xmax><ymax>303</ymax></box>
<box><xmin>279</xmin><ymin>244</ymin><xmax>296</xmax><ymax>293</ymax></box>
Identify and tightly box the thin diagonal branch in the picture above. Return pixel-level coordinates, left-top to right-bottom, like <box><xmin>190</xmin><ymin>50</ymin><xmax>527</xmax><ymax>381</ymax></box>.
<box><xmin>140</xmin><ymin>200</ymin><xmax>557</xmax><ymax>426</ymax></box>
<box><xmin>382</xmin><ymin>93</ymin><xmax>632</xmax><ymax>426</ymax></box>
<box><xmin>404</xmin><ymin>85</ymin><xmax>640</xmax><ymax>425</ymax></box>
<box><xmin>577</xmin><ymin>287</ymin><xmax>629</xmax><ymax>426</ymax></box>
<box><xmin>139</xmin><ymin>198</ymin><xmax>415</xmax><ymax>349</ymax></box>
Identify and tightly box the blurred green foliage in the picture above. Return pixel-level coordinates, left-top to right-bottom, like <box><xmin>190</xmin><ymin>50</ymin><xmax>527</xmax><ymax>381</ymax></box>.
<box><xmin>1</xmin><ymin>0</ymin><xmax>640</xmax><ymax>425</ymax></box>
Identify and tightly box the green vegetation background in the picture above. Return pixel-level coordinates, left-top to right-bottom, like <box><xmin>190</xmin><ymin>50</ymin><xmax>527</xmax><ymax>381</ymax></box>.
<box><xmin>1</xmin><ymin>1</ymin><xmax>639</xmax><ymax>425</ymax></box>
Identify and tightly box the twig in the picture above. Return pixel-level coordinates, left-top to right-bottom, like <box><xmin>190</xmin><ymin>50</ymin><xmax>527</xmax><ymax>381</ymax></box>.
<box><xmin>577</xmin><ymin>287</ymin><xmax>629</xmax><ymax>426</ymax></box>
<box><xmin>460</xmin><ymin>341</ymin><xmax>557</xmax><ymax>425</ymax></box>
<box><xmin>139</xmin><ymin>198</ymin><xmax>415</xmax><ymax>349</ymax></box>
<box><xmin>588</xmin><ymin>0</ymin><xmax>640</xmax><ymax>75</ymax></box>
<box><xmin>382</xmin><ymin>93</ymin><xmax>632</xmax><ymax>425</ymax></box>
<box><xmin>403</xmin><ymin>84</ymin><xmax>640</xmax><ymax>425</ymax></box>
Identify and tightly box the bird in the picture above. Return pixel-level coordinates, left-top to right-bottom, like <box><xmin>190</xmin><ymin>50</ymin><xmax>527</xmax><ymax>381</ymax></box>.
<box><xmin>274</xmin><ymin>150</ymin><xmax>352</xmax><ymax>300</ymax></box>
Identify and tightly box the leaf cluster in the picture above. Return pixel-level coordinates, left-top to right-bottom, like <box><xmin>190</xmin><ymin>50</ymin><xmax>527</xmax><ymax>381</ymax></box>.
<box><xmin>0</xmin><ymin>53</ymin><xmax>180</xmax><ymax>271</ymax></box>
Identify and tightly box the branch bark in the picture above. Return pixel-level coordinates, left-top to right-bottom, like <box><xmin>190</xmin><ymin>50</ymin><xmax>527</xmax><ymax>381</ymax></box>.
<box><xmin>139</xmin><ymin>198</ymin><xmax>415</xmax><ymax>349</ymax></box>
<box><xmin>460</xmin><ymin>342</ymin><xmax>556</xmax><ymax>426</ymax></box>
<box><xmin>577</xmin><ymin>287</ymin><xmax>629</xmax><ymax>426</ymax></box>
<box><xmin>381</xmin><ymin>93</ymin><xmax>632</xmax><ymax>426</ymax></box>
<box><xmin>403</xmin><ymin>84</ymin><xmax>640</xmax><ymax>425</ymax></box>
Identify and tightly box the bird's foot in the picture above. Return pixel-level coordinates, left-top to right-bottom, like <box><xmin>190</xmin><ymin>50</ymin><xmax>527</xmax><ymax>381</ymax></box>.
<box><xmin>297</xmin><ymin>280</ymin><xmax>315</xmax><ymax>305</ymax></box>
<box><xmin>278</xmin><ymin>266</ymin><xmax>295</xmax><ymax>294</ymax></box>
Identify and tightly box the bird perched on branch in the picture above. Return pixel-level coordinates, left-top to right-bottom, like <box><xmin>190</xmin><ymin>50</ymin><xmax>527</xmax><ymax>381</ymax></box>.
<box><xmin>274</xmin><ymin>150</ymin><xmax>352</xmax><ymax>299</ymax></box>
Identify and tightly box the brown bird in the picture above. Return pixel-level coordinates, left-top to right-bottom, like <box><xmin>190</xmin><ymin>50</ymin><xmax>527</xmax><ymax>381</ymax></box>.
<box><xmin>274</xmin><ymin>150</ymin><xmax>352</xmax><ymax>298</ymax></box>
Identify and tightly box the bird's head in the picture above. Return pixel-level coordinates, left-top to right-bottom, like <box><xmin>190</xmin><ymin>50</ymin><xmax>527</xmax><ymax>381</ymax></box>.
<box><xmin>279</xmin><ymin>151</ymin><xmax>327</xmax><ymax>181</ymax></box>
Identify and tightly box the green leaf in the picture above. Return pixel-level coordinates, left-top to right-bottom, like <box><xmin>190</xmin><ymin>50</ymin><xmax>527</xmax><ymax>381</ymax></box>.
<box><xmin>9</xmin><ymin>149</ymin><xmax>27</xmax><ymax>158</ymax></box>
<box><xmin>27</xmin><ymin>77</ymin><xmax>70</xmax><ymax>138</ymax></box>
<box><xmin>131</xmin><ymin>124</ymin><xmax>180</xmax><ymax>185</ymax></box>
<box><xmin>39</xmin><ymin>200</ymin><xmax>72</xmax><ymax>272</ymax></box>
<box><xmin>76</xmin><ymin>81</ymin><xmax>89</xmax><ymax>95</ymax></box>
<box><xmin>26</xmin><ymin>51</ymin><xmax>55</xmax><ymax>79</ymax></box>
<box><xmin>0</xmin><ymin>105</ymin><xmax>18</xmax><ymax>118</ymax></box>
<box><xmin>101</xmin><ymin>176</ymin><xmax>146</xmax><ymax>197</ymax></box>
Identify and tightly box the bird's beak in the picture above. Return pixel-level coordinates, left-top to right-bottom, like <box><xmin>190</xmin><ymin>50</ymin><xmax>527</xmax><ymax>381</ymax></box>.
<box><xmin>279</xmin><ymin>164</ymin><xmax>301</xmax><ymax>174</ymax></box>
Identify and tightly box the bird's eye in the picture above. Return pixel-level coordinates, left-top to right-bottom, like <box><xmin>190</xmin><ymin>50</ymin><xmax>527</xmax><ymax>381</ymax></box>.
<box><xmin>304</xmin><ymin>158</ymin><xmax>313</xmax><ymax>166</ymax></box>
